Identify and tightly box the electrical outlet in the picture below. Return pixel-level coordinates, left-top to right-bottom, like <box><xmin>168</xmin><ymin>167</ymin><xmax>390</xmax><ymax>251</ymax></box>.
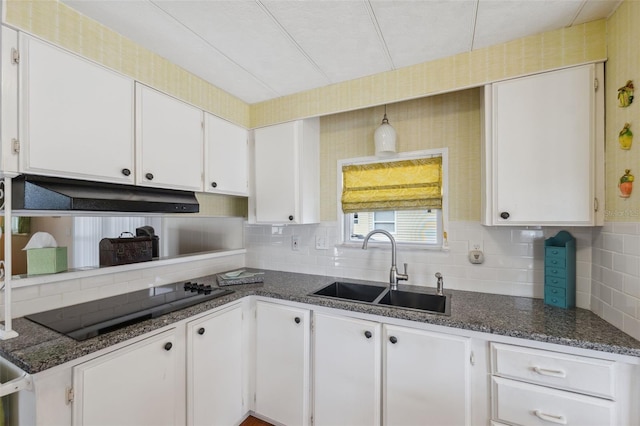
<box><xmin>315</xmin><ymin>235</ymin><xmax>328</xmax><ymax>250</ymax></box>
<box><xmin>292</xmin><ymin>236</ymin><xmax>300</xmax><ymax>251</ymax></box>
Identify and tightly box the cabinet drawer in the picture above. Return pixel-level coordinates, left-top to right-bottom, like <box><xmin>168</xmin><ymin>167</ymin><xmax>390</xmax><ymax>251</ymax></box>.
<box><xmin>491</xmin><ymin>343</ymin><xmax>615</xmax><ymax>398</ymax></box>
<box><xmin>544</xmin><ymin>292</ymin><xmax>566</xmax><ymax>308</ymax></box>
<box><xmin>492</xmin><ymin>377</ymin><xmax>615</xmax><ymax>426</ymax></box>
<box><xmin>545</xmin><ymin>257</ymin><xmax>566</xmax><ymax>268</ymax></box>
<box><xmin>545</xmin><ymin>247</ymin><xmax>566</xmax><ymax>259</ymax></box>
<box><xmin>545</xmin><ymin>267</ymin><xmax>566</xmax><ymax>278</ymax></box>
<box><xmin>545</xmin><ymin>276</ymin><xmax>566</xmax><ymax>288</ymax></box>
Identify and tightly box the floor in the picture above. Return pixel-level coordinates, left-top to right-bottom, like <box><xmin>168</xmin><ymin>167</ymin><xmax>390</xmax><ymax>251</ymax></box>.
<box><xmin>240</xmin><ymin>415</ymin><xmax>273</xmax><ymax>426</ymax></box>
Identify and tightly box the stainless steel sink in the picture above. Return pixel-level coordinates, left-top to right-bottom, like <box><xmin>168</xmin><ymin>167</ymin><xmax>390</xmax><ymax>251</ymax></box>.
<box><xmin>311</xmin><ymin>281</ymin><xmax>387</xmax><ymax>303</ymax></box>
<box><xmin>377</xmin><ymin>290</ymin><xmax>450</xmax><ymax>315</ymax></box>
<box><xmin>310</xmin><ymin>282</ymin><xmax>451</xmax><ymax>315</ymax></box>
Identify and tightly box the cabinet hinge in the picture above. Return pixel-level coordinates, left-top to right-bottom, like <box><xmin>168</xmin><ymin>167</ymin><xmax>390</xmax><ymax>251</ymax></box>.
<box><xmin>10</xmin><ymin>48</ymin><xmax>19</xmax><ymax>65</ymax></box>
<box><xmin>65</xmin><ymin>387</ymin><xmax>74</xmax><ymax>405</ymax></box>
<box><xmin>12</xmin><ymin>138</ymin><xmax>19</xmax><ymax>154</ymax></box>
<box><xmin>469</xmin><ymin>351</ymin><xmax>475</xmax><ymax>366</ymax></box>
<box><xmin>594</xmin><ymin>78</ymin><xmax>599</xmax><ymax>91</ymax></box>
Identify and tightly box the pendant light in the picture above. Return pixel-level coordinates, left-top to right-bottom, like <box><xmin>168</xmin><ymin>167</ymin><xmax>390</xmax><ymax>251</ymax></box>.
<box><xmin>374</xmin><ymin>105</ymin><xmax>397</xmax><ymax>156</ymax></box>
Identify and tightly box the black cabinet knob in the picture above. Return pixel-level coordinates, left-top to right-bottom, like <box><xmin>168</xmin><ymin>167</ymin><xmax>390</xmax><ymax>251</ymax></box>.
<box><xmin>121</xmin><ymin>168</ymin><xmax>131</xmax><ymax>176</ymax></box>
<box><xmin>197</xmin><ymin>327</ymin><xmax>205</xmax><ymax>335</ymax></box>
<box><xmin>211</xmin><ymin>182</ymin><xmax>217</xmax><ymax>188</ymax></box>
<box><xmin>389</xmin><ymin>336</ymin><xmax>398</xmax><ymax>344</ymax></box>
<box><xmin>364</xmin><ymin>331</ymin><xmax>372</xmax><ymax>339</ymax></box>
<box><xmin>288</xmin><ymin>215</ymin><xmax>294</xmax><ymax>221</ymax></box>
<box><xmin>164</xmin><ymin>342</ymin><xmax>173</xmax><ymax>351</ymax></box>
<box><xmin>145</xmin><ymin>172</ymin><xmax>154</xmax><ymax>181</ymax></box>
<box><xmin>500</xmin><ymin>212</ymin><xmax>510</xmax><ymax>220</ymax></box>
<box><xmin>294</xmin><ymin>317</ymin><xmax>301</xmax><ymax>324</ymax></box>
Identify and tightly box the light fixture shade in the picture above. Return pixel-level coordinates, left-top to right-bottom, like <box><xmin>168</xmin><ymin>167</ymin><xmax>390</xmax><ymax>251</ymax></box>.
<box><xmin>374</xmin><ymin>113</ymin><xmax>397</xmax><ymax>156</ymax></box>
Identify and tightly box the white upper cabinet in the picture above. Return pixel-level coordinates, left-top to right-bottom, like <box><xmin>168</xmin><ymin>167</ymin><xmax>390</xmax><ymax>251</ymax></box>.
<box><xmin>204</xmin><ymin>112</ymin><xmax>248</xmax><ymax>196</ymax></box>
<box><xmin>135</xmin><ymin>84</ymin><xmax>204</xmax><ymax>191</ymax></box>
<box><xmin>253</xmin><ymin>118</ymin><xmax>320</xmax><ymax>224</ymax></box>
<box><xmin>18</xmin><ymin>33</ymin><xmax>135</xmax><ymax>184</ymax></box>
<box><xmin>482</xmin><ymin>64</ymin><xmax>604</xmax><ymax>226</ymax></box>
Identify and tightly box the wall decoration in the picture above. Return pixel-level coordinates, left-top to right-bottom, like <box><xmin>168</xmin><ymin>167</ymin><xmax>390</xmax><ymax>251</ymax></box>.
<box><xmin>617</xmin><ymin>80</ymin><xmax>634</xmax><ymax>107</ymax></box>
<box><xmin>619</xmin><ymin>169</ymin><xmax>634</xmax><ymax>198</ymax></box>
<box><xmin>619</xmin><ymin>122</ymin><xmax>633</xmax><ymax>149</ymax></box>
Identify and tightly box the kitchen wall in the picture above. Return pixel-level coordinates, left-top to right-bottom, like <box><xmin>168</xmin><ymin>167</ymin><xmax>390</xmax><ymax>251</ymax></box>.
<box><xmin>590</xmin><ymin>0</ymin><xmax>640</xmax><ymax>340</ymax></box>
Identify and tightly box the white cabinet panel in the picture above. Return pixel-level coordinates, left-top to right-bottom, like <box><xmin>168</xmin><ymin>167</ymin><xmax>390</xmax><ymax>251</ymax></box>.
<box><xmin>19</xmin><ymin>34</ymin><xmax>134</xmax><ymax>183</ymax></box>
<box><xmin>383</xmin><ymin>324</ymin><xmax>471</xmax><ymax>426</ymax></box>
<box><xmin>136</xmin><ymin>84</ymin><xmax>203</xmax><ymax>191</ymax></box>
<box><xmin>72</xmin><ymin>329</ymin><xmax>181</xmax><ymax>426</ymax></box>
<box><xmin>253</xmin><ymin>118</ymin><xmax>319</xmax><ymax>224</ymax></box>
<box><xmin>255</xmin><ymin>301</ymin><xmax>310</xmax><ymax>426</ymax></box>
<box><xmin>492</xmin><ymin>376</ymin><xmax>615</xmax><ymax>426</ymax></box>
<box><xmin>482</xmin><ymin>64</ymin><xmax>604</xmax><ymax>226</ymax></box>
<box><xmin>187</xmin><ymin>304</ymin><xmax>244</xmax><ymax>426</ymax></box>
<box><xmin>313</xmin><ymin>313</ymin><xmax>381</xmax><ymax>426</ymax></box>
<box><xmin>204</xmin><ymin>113</ymin><xmax>248</xmax><ymax>196</ymax></box>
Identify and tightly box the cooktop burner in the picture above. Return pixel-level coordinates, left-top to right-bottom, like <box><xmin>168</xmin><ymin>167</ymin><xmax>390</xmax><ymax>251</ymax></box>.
<box><xmin>25</xmin><ymin>281</ymin><xmax>233</xmax><ymax>341</ymax></box>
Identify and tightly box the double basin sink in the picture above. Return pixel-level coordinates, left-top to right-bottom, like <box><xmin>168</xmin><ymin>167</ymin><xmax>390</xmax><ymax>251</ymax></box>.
<box><xmin>310</xmin><ymin>281</ymin><xmax>450</xmax><ymax>315</ymax></box>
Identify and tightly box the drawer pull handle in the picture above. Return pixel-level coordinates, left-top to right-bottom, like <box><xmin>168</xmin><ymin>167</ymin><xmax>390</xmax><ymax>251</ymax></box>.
<box><xmin>534</xmin><ymin>409</ymin><xmax>567</xmax><ymax>425</ymax></box>
<box><xmin>532</xmin><ymin>366</ymin><xmax>566</xmax><ymax>378</ymax></box>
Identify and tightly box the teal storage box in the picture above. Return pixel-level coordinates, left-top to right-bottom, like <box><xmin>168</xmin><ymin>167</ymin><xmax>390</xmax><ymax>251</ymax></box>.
<box><xmin>544</xmin><ymin>231</ymin><xmax>575</xmax><ymax>309</ymax></box>
<box><xmin>27</xmin><ymin>247</ymin><xmax>68</xmax><ymax>275</ymax></box>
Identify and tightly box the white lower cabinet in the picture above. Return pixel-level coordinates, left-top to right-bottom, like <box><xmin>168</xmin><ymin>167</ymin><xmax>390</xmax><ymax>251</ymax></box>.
<box><xmin>254</xmin><ymin>301</ymin><xmax>311</xmax><ymax>426</ymax></box>
<box><xmin>72</xmin><ymin>328</ymin><xmax>182</xmax><ymax>426</ymax></box>
<box><xmin>313</xmin><ymin>313</ymin><xmax>472</xmax><ymax>426</ymax></box>
<box><xmin>383</xmin><ymin>324</ymin><xmax>471</xmax><ymax>425</ymax></box>
<box><xmin>490</xmin><ymin>342</ymin><xmax>636</xmax><ymax>426</ymax></box>
<box><xmin>187</xmin><ymin>303</ymin><xmax>244</xmax><ymax>426</ymax></box>
<box><xmin>313</xmin><ymin>313</ymin><xmax>382</xmax><ymax>426</ymax></box>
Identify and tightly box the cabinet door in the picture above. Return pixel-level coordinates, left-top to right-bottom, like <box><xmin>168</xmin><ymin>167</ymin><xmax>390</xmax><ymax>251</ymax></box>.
<box><xmin>136</xmin><ymin>84</ymin><xmax>203</xmax><ymax>191</ymax></box>
<box><xmin>255</xmin><ymin>301</ymin><xmax>311</xmax><ymax>426</ymax></box>
<box><xmin>314</xmin><ymin>313</ymin><xmax>381</xmax><ymax>426</ymax></box>
<box><xmin>187</xmin><ymin>304</ymin><xmax>244</xmax><ymax>426</ymax></box>
<box><xmin>253</xmin><ymin>118</ymin><xmax>319</xmax><ymax>224</ymax></box>
<box><xmin>204</xmin><ymin>113</ymin><xmax>248</xmax><ymax>196</ymax></box>
<box><xmin>485</xmin><ymin>65</ymin><xmax>599</xmax><ymax>226</ymax></box>
<box><xmin>383</xmin><ymin>325</ymin><xmax>471</xmax><ymax>426</ymax></box>
<box><xmin>72</xmin><ymin>329</ymin><xmax>181</xmax><ymax>426</ymax></box>
<box><xmin>20</xmin><ymin>34</ymin><xmax>134</xmax><ymax>184</ymax></box>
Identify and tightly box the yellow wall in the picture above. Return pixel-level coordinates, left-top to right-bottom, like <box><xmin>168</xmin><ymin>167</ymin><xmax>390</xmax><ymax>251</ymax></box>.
<box><xmin>605</xmin><ymin>0</ymin><xmax>640</xmax><ymax>222</ymax></box>
<box><xmin>320</xmin><ymin>90</ymin><xmax>480</xmax><ymax>222</ymax></box>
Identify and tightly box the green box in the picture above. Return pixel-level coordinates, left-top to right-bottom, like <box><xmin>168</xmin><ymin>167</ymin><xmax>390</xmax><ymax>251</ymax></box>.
<box><xmin>27</xmin><ymin>247</ymin><xmax>68</xmax><ymax>275</ymax></box>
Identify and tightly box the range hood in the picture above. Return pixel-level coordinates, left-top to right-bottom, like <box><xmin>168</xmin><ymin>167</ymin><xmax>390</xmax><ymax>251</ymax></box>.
<box><xmin>12</xmin><ymin>175</ymin><xmax>199</xmax><ymax>213</ymax></box>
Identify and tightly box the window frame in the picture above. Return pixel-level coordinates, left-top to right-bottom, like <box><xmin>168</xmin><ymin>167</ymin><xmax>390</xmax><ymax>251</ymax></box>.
<box><xmin>337</xmin><ymin>149</ymin><xmax>449</xmax><ymax>249</ymax></box>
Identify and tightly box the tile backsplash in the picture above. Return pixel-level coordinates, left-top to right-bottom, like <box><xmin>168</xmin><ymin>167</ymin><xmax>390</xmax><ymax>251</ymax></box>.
<box><xmin>246</xmin><ymin>220</ymin><xmax>640</xmax><ymax>341</ymax></box>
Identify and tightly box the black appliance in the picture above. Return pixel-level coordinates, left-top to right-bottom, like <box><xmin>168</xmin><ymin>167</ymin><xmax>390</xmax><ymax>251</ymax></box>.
<box><xmin>25</xmin><ymin>282</ymin><xmax>232</xmax><ymax>341</ymax></box>
<box><xmin>12</xmin><ymin>174</ymin><xmax>199</xmax><ymax>213</ymax></box>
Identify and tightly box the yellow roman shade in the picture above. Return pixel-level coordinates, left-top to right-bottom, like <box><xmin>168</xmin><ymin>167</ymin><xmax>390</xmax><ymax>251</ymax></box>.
<box><xmin>341</xmin><ymin>157</ymin><xmax>442</xmax><ymax>213</ymax></box>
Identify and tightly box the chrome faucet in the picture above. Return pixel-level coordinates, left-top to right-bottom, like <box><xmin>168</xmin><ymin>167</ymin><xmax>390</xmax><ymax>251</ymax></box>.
<box><xmin>435</xmin><ymin>272</ymin><xmax>444</xmax><ymax>296</ymax></box>
<box><xmin>362</xmin><ymin>229</ymin><xmax>408</xmax><ymax>290</ymax></box>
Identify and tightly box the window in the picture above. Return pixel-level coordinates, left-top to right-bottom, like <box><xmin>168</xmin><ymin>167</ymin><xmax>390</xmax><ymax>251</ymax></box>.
<box><xmin>339</xmin><ymin>150</ymin><xmax>448</xmax><ymax>248</ymax></box>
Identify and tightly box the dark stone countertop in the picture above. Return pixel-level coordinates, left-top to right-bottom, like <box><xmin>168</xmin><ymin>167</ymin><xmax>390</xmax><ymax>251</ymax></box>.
<box><xmin>2</xmin><ymin>269</ymin><xmax>640</xmax><ymax>374</ymax></box>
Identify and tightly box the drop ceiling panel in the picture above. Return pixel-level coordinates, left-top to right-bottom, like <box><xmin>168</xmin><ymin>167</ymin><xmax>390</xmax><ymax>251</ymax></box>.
<box><xmin>63</xmin><ymin>0</ymin><xmax>277</xmax><ymax>103</ymax></box>
<box><xmin>371</xmin><ymin>0</ymin><xmax>477</xmax><ymax>68</ymax></box>
<box><xmin>154</xmin><ymin>0</ymin><xmax>330</xmax><ymax>98</ymax></box>
<box><xmin>262</xmin><ymin>0</ymin><xmax>390</xmax><ymax>83</ymax></box>
<box><xmin>473</xmin><ymin>0</ymin><xmax>584</xmax><ymax>50</ymax></box>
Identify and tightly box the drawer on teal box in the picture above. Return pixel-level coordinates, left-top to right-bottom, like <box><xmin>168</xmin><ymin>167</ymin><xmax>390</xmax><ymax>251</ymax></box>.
<box><xmin>545</xmin><ymin>292</ymin><xmax>567</xmax><ymax>308</ymax></box>
<box><xmin>545</xmin><ymin>275</ymin><xmax>567</xmax><ymax>288</ymax></box>
<box><xmin>545</xmin><ymin>267</ymin><xmax>566</xmax><ymax>278</ymax></box>
<box><xmin>545</xmin><ymin>247</ymin><xmax>566</xmax><ymax>259</ymax></box>
<box><xmin>545</xmin><ymin>257</ymin><xmax>566</xmax><ymax>268</ymax></box>
<box><xmin>545</xmin><ymin>286</ymin><xmax>566</xmax><ymax>299</ymax></box>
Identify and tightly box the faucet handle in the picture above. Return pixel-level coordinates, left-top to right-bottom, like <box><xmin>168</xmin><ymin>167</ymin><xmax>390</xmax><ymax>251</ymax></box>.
<box><xmin>403</xmin><ymin>263</ymin><xmax>408</xmax><ymax>275</ymax></box>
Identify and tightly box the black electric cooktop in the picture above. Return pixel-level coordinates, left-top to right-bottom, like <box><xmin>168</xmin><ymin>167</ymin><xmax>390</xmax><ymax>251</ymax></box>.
<box><xmin>25</xmin><ymin>281</ymin><xmax>233</xmax><ymax>341</ymax></box>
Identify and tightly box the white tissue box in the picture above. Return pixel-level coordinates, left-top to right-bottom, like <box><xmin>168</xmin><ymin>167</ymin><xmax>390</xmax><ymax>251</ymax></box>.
<box><xmin>27</xmin><ymin>247</ymin><xmax>67</xmax><ymax>275</ymax></box>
